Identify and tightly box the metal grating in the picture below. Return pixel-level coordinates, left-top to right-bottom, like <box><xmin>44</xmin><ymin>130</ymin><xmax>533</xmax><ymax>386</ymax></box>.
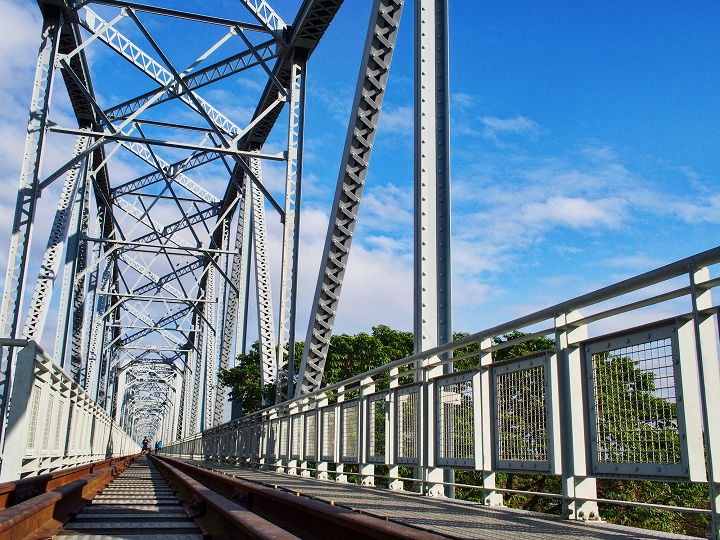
<box><xmin>54</xmin><ymin>399</ymin><xmax>64</xmax><ymax>452</ymax></box>
<box><xmin>42</xmin><ymin>393</ymin><xmax>54</xmax><ymax>453</ymax></box>
<box><xmin>280</xmin><ymin>418</ymin><xmax>289</xmax><ymax>458</ymax></box>
<box><xmin>496</xmin><ymin>365</ymin><xmax>548</xmax><ymax>463</ymax></box>
<box><xmin>368</xmin><ymin>395</ymin><xmax>386</xmax><ymax>462</ymax></box>
<box><xmin>438</xmin><ymin>379</ymin><xmax>474</xmax><ymax>466</ymax></box>
<box><xmin>341</xmin><ymin>402</ymin><xmax>359</xmax><ymax>462</ymax></box>
<box><xmin>26</xmin><ymin>385</ymin><xmax>42</xmax><ymax>454</ymax></box>
<box><xmin>397</xmin><ymin>388</ymin><xmax>419</xmax><ymax>462</ymax></box>
<box><xmin>304</xmin><ymin>411</ymin><xmax>316</xmax><ymax>460</ymax></box>
<box><xmin>590</xmin><ymin>337</ymin><xmax>680</xmax><ymax>465</ymax></box>
<box><xmin>321</xmin><ymin>407</ymin><xmax>336</xmax><ymax>462</ymax></box>
<box><xmin>291</xmin><ymin>415</ymin><xmax>302</xmax><ymax>459</ymax></box>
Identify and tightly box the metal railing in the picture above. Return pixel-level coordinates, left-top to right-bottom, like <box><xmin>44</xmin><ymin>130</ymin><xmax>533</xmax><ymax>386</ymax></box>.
<box><xmin>162</xmin><ymin>246</ymin><xmax>720</xmax><ymax>535</ymax></box>
<box><xmin>0</xmin><ymin>340</ymin><xmax>139</xmax><ymax>481</ymax></box>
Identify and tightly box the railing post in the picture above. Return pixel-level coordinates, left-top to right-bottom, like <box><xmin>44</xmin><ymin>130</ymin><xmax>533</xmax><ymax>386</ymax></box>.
<box><xmin>424</xmin><ymin>358</ymin><xmax>444</xmax><ymax>496</ymax></box>
<box><xmin>556</xmin><ymin>311</ymin><xmax>598</xmax><ymax>521</ymax></box>
<box><xmin>359</xmin><ymin>376</ymin><xmax>375</xmax><ymax>486</ymax></box>
<box><xmin>387</xmin><ymin>366</ymin><xmax>403</xmax><ymax>490</ymax></box>
<box><xmin>316</xmin><ymin>395</ymin><xmax>328</xmax><ymax>480</ymax></box>
<box><xmin>336</xmin><ymin>386</ymin><xmax>346</xmax><ymax>482</ymax></box>
<box><xmin>0</xmin><ymin>343</ymin><xmax>37</xmax><ymax>481</ymax></box>
<box><xmin>690</xmin><ymin>266</ymin><xmax>720</xmax><ymax>538</ymax></box>
<box><xmin>478</xmin><ymin>338</ymin><xmax>502</xmax><ymax>506</ymax></box>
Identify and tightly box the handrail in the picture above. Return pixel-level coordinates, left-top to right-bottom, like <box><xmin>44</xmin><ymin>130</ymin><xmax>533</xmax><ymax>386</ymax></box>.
<box><xmin>202</xmin><ymin>244</ymin><xmax>720</xmax><ymax>424</ymax></box>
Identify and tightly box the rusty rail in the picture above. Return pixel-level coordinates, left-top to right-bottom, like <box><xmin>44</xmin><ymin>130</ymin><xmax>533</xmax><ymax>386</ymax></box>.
<box><xmin>0</xmin><ymin>455</ymin><xmax>136</xmax><ymax>540</ymax></box>
<box><xmin>0</xmin><ymin>456</ymin><xmax>138</xmax><ymax>509</ymax></box>
<box><xmin>153</xmin><ymin>456</ymin><xmax>299</xmax><ymax>540</ymax></box>
<box><xmin>154</xmin><ymin>455</ymin><xmax>447</xmax><ymax>540</ymax></box>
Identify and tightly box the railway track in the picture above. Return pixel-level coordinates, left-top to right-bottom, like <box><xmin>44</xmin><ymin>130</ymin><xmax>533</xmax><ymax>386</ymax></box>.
<box><xmin>0</xmin><ymin>454</ymin><xmax>446</xmax><ymax>539</ymax></box>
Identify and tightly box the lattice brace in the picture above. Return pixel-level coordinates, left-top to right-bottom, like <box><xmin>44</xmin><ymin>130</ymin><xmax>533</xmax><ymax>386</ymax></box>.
<box><xmin>395</xmin><ymin>385</ymin><xmax>420</xmax><ymax>464</ymax></box>
<box><xmin>296</xmin><ymin>0</ymin><xmax>406</xmax><ymax>397</ymax></box>
<box><xmin>584</xmin><ymin>323</ymin><xmax>702</xmax><ymax>480</ymax></box>
<box><xmin>321</xmin><ymin>406</ymin><xmax>336</xmax><ymax>462</ymax></box>
<box><xmin>436</xmin><ymin>372</ymin><xmax>475</xmax><ymax>468</ymax></box>
<box><xmin>304</xmin><ymin>410</ymin><xmax>317</xmax><ymax>461</ymax></box>
<box><xmin>492</xmin><ymin>352</ymin><xmax>552</xmax><ymax>473</ymax></box>
<box><xmin>367</xmin><ymin>393</ymin><xmax>387</xmax><ymax>463</ymax></box>
<box><xmin>81</xmin><ymin>7</ymin><xmax>242</xmax><ymax>137</ymax></box>
<box><xmin>340</xmin><ymin>401</ymin><xmax>359</xmax><ymax>463</ymax></box>
<box><xmin>290</xmin><ymin>414</ymin><xmax>303</xmax><ymax>460</ymax></box>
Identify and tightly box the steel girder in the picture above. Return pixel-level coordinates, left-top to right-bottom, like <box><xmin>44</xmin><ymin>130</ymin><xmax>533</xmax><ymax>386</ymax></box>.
<box><xmin>0</xmin><ymin>9</ymin><xmax>64</xmax><ymax>445</ymax></box>
<box><xmin>295</xmin><ymin>0</ymin><xmax>405</xmax><ymax>396</ymax></box>
<box><xmin>1</xmin><ymin>0</ymin><xmax>352</xmax><ymax>456</ymax></box>
<box><xmin>250</xmin><ymin>158</ymin><xmax>277</xmax><ymax>391</ymax></box>
<box><xmin>275</xmin><ymin>52</ymin><xmax>307</xmax><ymax>403</ymax></box>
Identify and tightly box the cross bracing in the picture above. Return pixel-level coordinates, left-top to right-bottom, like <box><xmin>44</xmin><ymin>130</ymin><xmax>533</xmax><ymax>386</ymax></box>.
<box><xmin>0</xmin><ymin>0</ymin><xmax>355</xmax><ymax>454</ymax></box>
<box><xmin>0</xmin><ymin>0</ymin><xmax>437</xmax><ymax>473</ymax></box>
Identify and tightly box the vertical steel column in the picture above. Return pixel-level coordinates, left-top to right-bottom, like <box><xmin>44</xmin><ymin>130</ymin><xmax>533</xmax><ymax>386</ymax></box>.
<box><xmin>414</xmin><ymin>0</ymin><xmax>452</xmax><ymax>497</ymax></box>
<box><xmin>276</xmin><ymin>51</ymin><xmax>307</xmax><ymax>403</ymax></box>
<box><xmin>202</xmin><ymin>266</ymin><xmax>216</xmax><ymax>431</ymax></box>
<box><xmin>70</xmin><ymin>171</ymin><xmax>93</xmax><ymax>383</ymax></box>
<box><xmin>220</xmin><ymin>176</ymin><xmax>252</xmax><ymax>421</ymax></box>
<box><xmin>0</xmin><ymin>10</ymin><xmax>62</xmax><ymax>447</ymax></box>
<box><xmin>250</xmin><ymin>156</ymin><xmax>277</xmax><ymax>390</ymax></box>
<box><xmin>189</xmin><ymin>306</ymin><xmax>205</xmax><ymax>435</ymax></box>
<box><xmin>212</xmin><ymin>221</ymin><xmax>231</xmax><ymax>427</ymax></box>
<box><xmin>22</xmin><ymin>134</ymin><xmax>90</xmax><ymax>344</ymax></box>
<box><xmin>54</xmin><ymin>152</ymin><xmax>90</xmax><ymax>370</ymax></box>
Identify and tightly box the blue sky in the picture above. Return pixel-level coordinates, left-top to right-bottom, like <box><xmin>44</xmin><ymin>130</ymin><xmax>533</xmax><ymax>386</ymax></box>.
<box><xmin>1</xmin><ymin>0</ymin><xmax>719</xmax><ymax>353</ymax></box>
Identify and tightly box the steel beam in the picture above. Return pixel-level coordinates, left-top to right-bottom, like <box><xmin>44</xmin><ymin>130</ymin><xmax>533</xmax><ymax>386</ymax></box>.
<box><xmin>276</xmin><ymin>52</ymin><xmax>307</xmax><ymax>403</ymax></box>
<box><xmin>0</xmin><ymin>10</ymin><xmax>63</xmax><ymax>448</ymax></box>
<box><xmin>295</xmin><ymin>0</ymin><xmax>405</xmax><ymax>396</ymax></box>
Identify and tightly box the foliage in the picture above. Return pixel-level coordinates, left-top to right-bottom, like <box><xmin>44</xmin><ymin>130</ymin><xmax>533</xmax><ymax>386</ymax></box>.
<box><xmin>217</xmin><ymin>341</ymin><xmax>275</xmax><ymax>415</ymax></box>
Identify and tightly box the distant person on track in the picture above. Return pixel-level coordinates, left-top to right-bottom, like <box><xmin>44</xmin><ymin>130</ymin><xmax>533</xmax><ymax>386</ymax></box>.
<box><xmin>155</xmin><ymin>440</ymin><xmax>161</xmax><ymax>454</ymax></box>
<box><xmin>142</xmin><ymin>436</ymin><xmax>150</xmax><ymax>454</ymax></box>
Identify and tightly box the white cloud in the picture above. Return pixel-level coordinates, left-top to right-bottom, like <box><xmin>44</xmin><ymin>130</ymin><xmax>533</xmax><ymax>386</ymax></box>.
<box><xmin>480</xmin><ymin>115</ymin><xmax>539</xmax><ymax>139</ymax></box>
<box><xmin>377</xmin><ymin>105</ymin><xmax>412</xmax><ymax>136</ymax></box>
<box><xmin>523</xmin><ymin>196</ymin><xmax>626</xmax><ymax>229</ymax></box>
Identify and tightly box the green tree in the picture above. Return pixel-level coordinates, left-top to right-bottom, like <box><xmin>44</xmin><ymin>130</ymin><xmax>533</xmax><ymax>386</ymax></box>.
<box><xmin>217</xmin><ymin>342</ymin><xmax>276</xmax><ymax>415</ymax></box>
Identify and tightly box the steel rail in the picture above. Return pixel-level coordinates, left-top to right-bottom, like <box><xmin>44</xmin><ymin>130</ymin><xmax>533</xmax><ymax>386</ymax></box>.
<box><xmin>0</xmin><ymin>455</ymin><xmax>136</xmax><ymax>540</ymax></box>
<box><xmin>152</xmin><ymin>456</ymin><xmax>298</xmax><ymax>540</ymax></box>
<box><xmin>154</xmin><ymin>455</ymin><xmax>448</xmax><ymax>540</ymax></box>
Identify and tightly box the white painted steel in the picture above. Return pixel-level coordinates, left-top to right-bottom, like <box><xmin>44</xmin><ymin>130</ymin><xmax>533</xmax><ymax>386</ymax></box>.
<box><xmin>0</xmin><ymin>340</ymin><xmax>139</xmax><ymax>481</ymax></box>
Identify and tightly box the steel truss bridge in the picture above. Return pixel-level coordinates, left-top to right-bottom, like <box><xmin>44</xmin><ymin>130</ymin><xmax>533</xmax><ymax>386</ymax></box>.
<box><xmin>0</xmin><ymin>0</ymin><xmax>718</xmax><ymax>538</ymax></box>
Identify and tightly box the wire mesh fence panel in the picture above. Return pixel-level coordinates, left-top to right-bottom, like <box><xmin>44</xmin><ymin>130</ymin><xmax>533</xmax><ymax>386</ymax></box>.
<box><xmin>291</xmin><ymin>415</ymin><xmax>302</xmax><ymax>459</ymax></box>
<box><xmin>396</xmin><ymin>386</ymin><xmax>420</xmax><ymax>464</ymax></box>
<box><xmin>341</xmin><ymin>401</ymin><xmax>359</xmax><ymax>462</ymax></box>
<box><xmin>436</xmin><ymin>373</ymin><xmax>474</xmax><ymax>467</ymax></box>
<box><xmin>321</xmin><ymin>406</ymin><xmax>336</xmax><ymax>462</ymax></box>
<box><xmin>585</xmin><ymin>324</ymin><xmax>688</xmax><ymax>479</ymax></box>
<box><xmin>304</xmin><ymin>411</ymin><xmax>316</xmax><ymax>460</ymax></box>
<box><xmin>492</xmin><ymin>353</ymin><xmax>551</xmax><ymax>472</ymax></box>
<box><xmin>367</xmin><ymin>393</ymin><xmax>386</xmax><ymax>463</ymax></box>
